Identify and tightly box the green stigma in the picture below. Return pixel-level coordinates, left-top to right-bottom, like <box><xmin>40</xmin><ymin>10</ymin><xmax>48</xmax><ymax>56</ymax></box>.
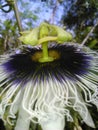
<box><xmin>19</xmin><ymin>22</ymin><xmax>73</xmax><ymax>63</ymax></box>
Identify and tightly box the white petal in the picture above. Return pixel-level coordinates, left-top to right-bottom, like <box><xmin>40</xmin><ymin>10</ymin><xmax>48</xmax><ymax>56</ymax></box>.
<box><xmin>39</xmin><ymin>114</ymin><xmax>65</xmax><ymax>130</ymax></box>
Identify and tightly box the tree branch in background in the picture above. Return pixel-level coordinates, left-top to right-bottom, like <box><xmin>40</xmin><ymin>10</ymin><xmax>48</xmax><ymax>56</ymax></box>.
<box><xmin>49</xmin><ymin>0</ymin><xmax>59</xmax><ymax>24</ymax></box>
<box><xmin>80</xmin><ymin>21</ymin><xmax>98</xmax><ymax>48</ymax></box>
<box><xmin>12</xmin><ymin>0</ymin><xmax>23</xmax><ymax>32</ymax></box>
<box><xmin>7</xmin><ymin>0</ymin><xmax>23</xmax><ymax>32</ymax></box>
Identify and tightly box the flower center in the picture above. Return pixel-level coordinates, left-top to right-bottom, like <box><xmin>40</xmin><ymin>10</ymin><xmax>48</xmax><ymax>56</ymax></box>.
<box><xmin>31</xmin><ymin>50</ymin><xmax>60</xmax><ymax>62</ymax></box>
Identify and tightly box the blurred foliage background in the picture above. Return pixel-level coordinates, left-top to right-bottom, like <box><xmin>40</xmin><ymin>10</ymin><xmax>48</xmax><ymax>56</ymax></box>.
<box><xmin>0</xmin><ymin>0</ymin><xmax>98</xmax><ymax>130</ymax></box>
<box><xmin>0</xmin><ymin>0</ymin><xmax>98</xmax><ymax>52</ymax></box>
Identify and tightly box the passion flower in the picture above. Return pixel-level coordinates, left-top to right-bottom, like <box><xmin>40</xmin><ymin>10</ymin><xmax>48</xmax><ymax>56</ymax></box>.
<box><xmin>0</xmin><ymin>43</ymin><xmax>98</xmax><ymax>130</ymax></box>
